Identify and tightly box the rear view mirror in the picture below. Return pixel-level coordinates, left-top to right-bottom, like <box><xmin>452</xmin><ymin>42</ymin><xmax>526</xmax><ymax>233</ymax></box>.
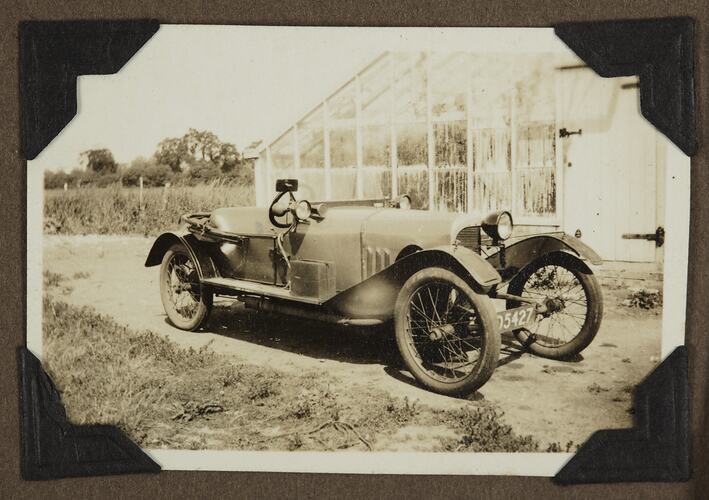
<box><xmin>276</xmin><ymin>179</ymin><xmax>298</xmax><ymax>193</ymax></box>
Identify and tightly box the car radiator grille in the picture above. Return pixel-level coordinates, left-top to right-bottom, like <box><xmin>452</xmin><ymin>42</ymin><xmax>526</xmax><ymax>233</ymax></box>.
<box><xmin>456</xmin><ymin>226</ymin><xmax>481</xmax><ymax>253</ymax></box>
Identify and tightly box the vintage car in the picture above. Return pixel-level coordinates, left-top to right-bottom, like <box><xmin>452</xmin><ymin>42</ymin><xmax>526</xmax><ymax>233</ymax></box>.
<box><xmin>145</xmin><ymin>179</ymin><xmax>603</xmax><ymax>396</ymax></box>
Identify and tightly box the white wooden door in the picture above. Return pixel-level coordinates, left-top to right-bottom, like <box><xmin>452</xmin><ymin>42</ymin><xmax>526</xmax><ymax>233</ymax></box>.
<box><xmin>558</xmin><ymin>67</ymin><xmax>658</xmax><ymax>263</ymax></box>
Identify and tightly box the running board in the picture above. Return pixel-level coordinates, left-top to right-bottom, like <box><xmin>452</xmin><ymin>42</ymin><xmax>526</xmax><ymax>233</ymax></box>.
<box><xmin>241</xmin><ymin>296</ymin><xmax>384</xmax><ymax>326</ymax></box>
<box><xmin>201</xmin><ymin>277</ymin><xmax>324</xmax><ymax>305</ymax></box>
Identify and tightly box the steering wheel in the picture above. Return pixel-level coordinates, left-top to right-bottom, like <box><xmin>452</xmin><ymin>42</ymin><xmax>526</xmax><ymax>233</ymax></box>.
<box><xmin>268</xmin><ymin>190</ymin><xmax>296</xmax><ymax>228</ymax></box>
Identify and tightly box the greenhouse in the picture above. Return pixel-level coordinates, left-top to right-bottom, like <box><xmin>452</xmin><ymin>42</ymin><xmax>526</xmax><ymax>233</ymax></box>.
<box><xmin>253</xmin><ymin>50</ymin><xmax>670</xmax><ymax>264</ymax></box>
<box><xmin>255</xmin><ymin>51</ymin><xmax>557</xmax><ymax>221</ymax></box>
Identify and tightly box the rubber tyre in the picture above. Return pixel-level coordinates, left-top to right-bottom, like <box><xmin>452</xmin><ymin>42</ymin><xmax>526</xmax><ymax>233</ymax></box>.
<box><xmin>394</xmin><ymin>267</ymin><xmax>501</xmax><ymax>396</ymax></box>
<box><xmin>507</xmin><ymin>252</ymin><xmax>603</xmax><ymax>360</ymax></box>
<box><xmin>159</xmin><ymin>243</ymin><xmax>212</xmax><ymax>331</ymax></box>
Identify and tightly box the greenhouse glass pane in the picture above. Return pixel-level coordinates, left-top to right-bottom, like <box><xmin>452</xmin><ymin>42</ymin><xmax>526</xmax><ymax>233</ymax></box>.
<box><xmin>471</xmin><ymin>171</ymin><xmax>511</xmax><ymax>214</ymax></box>
<box><xmin>270</xmin><ymin>129</ymin><xmax>294</xmax><ymax>172</ymax></box>
<box><xmin>298</xmin><ymin>117</ymin><xmax>325</xmax><ymax>170</ymax></box>
<box><xmin>362</xmin><ymin>168</ymin><xmax>391</xmax><ymax>199</ymax></box>
<box><xmin>297</xmin><ymin>169</ymin><xmax>327</xmax><ymax>201</ymax></box>
<box><xmin>330</xmin><ymin>128</ymin><xmax>357</xmax><ymax>168</ymax></box>
<box><xmin>362</xmin><ymin>125</ymin><xmax>390</xmax><ymax>167</ymax></box>
<box><xmin>517</xmin><ymin>123</ymin><xmax>555</xmax><ymax>168</ymax></box>
<box><xmin>430</xmin><ymin>53</ymin><xmax>469</xmax><ymax>118</ymax></box>
<box><xmin>330</xmin><ymin>168</ymin><xmax>358</xmax><ymax>199</ymax></box>
<box><xmin>329</xmin><ymin>84</ymin><xmax>356</xmax><ymax>120</ymax></box>
<box><xmin>396</xmin><ymin>123</ymin><xmax>427</xmax><ymax>167</ymax></box>
<box><xmin>360</xmin><ymin>56</ymin><xmax>392</xmax><ymax>122</ymax></box>
<box><xmin>397</xmin><ymin>168</ymin><xmax>428</xmax><ymax>210</ymax></box>
<box><xmin>516</xmin><ymin>167</ymin><xmax>555</xmax><ymax>217</ymax></box>
<box><xmin>393</xmin><ymin>52</ymin><xmax>427</xmax><ymax>123</ymax></box>
<box><xmin>433</xmin><ymin>167</ymin><xmax>467</xmax><ymax>213</ymax></box>
<box><xmin>472</xmin><ymin>128</ymin><xmax>511</xmax><ymax>173</ymax></box>
<box><xmin>515</xmin><ymin>54</ymin><xmax>557</xmax><ymax>123</ymax></box>
<box><xmin>434</xmin><ymin>121</ymin><xmax>466</xmax><ymax>167</ymax></box>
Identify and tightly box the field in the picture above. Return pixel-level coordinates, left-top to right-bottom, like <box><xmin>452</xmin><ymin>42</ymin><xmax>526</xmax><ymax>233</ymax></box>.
<box><xmin>44</xmin><ymin>183</ymin><xmax>253</xmax><ymax>236</ymax></box>
<box><xmin>42</xmin><ymin>236</ymin><xmax>661</xmax><ymax>452</ymax></box>
<box><xmin>43</xmin><ymin>271</ymin><xmax>542</xmax><ymax>452</ymax></box>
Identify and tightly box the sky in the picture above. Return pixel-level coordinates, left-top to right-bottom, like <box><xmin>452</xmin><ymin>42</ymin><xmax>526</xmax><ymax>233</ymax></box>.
<box><xmin>32</xmin><ymin>26</ymin><xmax>568</xmax><ymax>172</ymax></box>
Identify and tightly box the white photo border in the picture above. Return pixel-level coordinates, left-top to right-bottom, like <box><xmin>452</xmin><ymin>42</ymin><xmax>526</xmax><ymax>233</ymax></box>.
<box><xmin>26</xmin><ymin>25</ymin><xmax>691</xmax><ymax>476</ymax></box>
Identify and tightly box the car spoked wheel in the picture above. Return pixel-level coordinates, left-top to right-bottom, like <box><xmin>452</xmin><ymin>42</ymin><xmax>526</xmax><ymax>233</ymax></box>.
<box><xmin>507</xmin><ymin>252</ymin><xmax>602</xmax><ymax>360</ymax></box>
<box><xmin>394</xmin><ymin>267</ymin><xmax>500</xmax><ymax>396</ymax></box>
<box><xmin>159</xmin><ymin>243</ymin><xmax>212</xmax><ymax>331</ymax></box>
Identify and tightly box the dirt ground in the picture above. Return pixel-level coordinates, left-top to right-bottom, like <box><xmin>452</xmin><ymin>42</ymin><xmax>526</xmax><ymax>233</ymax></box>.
<box><xmin>42</xmin><ymin>235</ymin><xmax>662</xmax><ymax>449</ymax></box>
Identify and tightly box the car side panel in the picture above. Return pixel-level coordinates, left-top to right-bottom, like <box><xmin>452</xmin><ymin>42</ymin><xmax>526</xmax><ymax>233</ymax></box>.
<box><xmin>325</xmin><ymin>246</ymin><xmax>501</xmax><ymax>319</ymax></box>
<box><xmin>360</xmin><ymin>210</ymin><xmax>460</xmax><ymax>277</ymax></box>
<box><xmin>286</xmin><ymin>208</ymin><xmax>376</xmax><ymax>291</ymax></box>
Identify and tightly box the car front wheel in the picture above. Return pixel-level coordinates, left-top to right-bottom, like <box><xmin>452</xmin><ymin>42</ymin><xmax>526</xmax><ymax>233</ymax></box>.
<box><xmin>394</xmin><ymin>267</ymin><xmax>501</xmax><ymax>396</ymax></box>
<box><xmin>506</xmin><ymin>252</ymin><xmax>603</xmax><ymax>360</ymax></box>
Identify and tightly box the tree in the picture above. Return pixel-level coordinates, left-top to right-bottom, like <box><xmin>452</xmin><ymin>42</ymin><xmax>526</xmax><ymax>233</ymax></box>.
<box><xmin>155</xmin><ymin>137</ymin><xmax>189</xmax><ymax>172</ymax></box>
<box><xmin>154</xmin><ymin>129</ymin><xmax>243</xmax><ymax>175</ymax></box>
<box><xmin>44</xmin><ymin>170</ymin><xmax>70</xmax><ymax>189</ymax></box>
<box><xmin>141</xmin><ymin>163</ymin><xmax>172</xmax><ymax>187</ymax></box>
<box><xmin>122</xmin><ymin>156</ymin><xmax>172</xmax><ymax>187</ymax></box>
<box><xmin>80</xmin><ymin>148</ymin><xmax>117</xmax><ymax>175</ymax></box>
<box><xmin>185</xmin><ymin>160</ymin><xmax>220</xmax><ymax>185</ymax></box>
<box><xmin>217</xmin><ymin>142</ymin><xmax>240</xmax><ymax>173</ymax></box>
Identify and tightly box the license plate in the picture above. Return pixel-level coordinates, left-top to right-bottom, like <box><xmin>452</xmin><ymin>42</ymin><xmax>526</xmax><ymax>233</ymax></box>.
<box><xmin>496</xmin><ymin>305</ymin><xmax>537</xmax><ymax>333</ymax></box>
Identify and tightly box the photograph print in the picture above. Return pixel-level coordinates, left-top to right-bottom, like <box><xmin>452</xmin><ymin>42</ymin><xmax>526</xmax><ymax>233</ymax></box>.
<box><xmin>29</xmin><ymin>25</ymin><xmax>690</xmax><ymax>475</ymax></box>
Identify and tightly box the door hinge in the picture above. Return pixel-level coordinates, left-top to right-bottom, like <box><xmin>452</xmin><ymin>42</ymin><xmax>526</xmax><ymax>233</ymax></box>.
<box><xmin>622</xmin><ymin>226</ymin><xmax>665</xmax><ymax>247</ymax></box>
<box><xmin>559</xmin><ymin>127</ymin><xmax>582</xmax><ymax>138</ymax></box>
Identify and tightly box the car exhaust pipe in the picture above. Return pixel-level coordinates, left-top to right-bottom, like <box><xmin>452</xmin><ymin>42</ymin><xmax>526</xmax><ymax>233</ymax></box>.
<box><xmin>240</xmin><ymin>296</ymin><xmax>383</xmax><ymax>326</ymax></box>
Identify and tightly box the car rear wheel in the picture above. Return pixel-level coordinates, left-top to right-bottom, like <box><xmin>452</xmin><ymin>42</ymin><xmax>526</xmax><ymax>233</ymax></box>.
<box><xmin>394</xmin><ymin>267</ymin><xmax>500</xmax><ymax>396</ymax></box>
<box><xmin>506</xmin><ymin>252</ymin><xmax>603</xmax><ymax>360</ymax></box>
<box><xmin>159</xmin><ymin>243</ymin><xmax>212</xmax><ymax>331</ymax></box>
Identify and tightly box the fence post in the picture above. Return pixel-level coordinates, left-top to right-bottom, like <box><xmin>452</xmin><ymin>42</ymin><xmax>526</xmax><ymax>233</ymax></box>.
<box><xmin>63</xmin><ymin>182</ymin><xmax>68</xmax><ymax>191</ymax></box>
<box><xmin>163</xmin><ymin>182</ymin><xmax>170</xmax><ymax>209</ymax></box>
<box><xmin>139</xmin><ymin>176</ymin><xmax>144</xmax><ymax>211</ymax></box>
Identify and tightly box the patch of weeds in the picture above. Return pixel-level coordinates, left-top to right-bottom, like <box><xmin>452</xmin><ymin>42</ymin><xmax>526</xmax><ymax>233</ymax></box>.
<box><xmin>384</xmin><ymin>397</ymin><xmax>420</xmax><ymax>425</ymax></box>
<box><xmin>246</xmin><ymin>373</ymin><xmax>281</xmax><ymax>401</ymax></box>
<box><xmin>43</xmin><ymin>270</ymin><xmax>65</xmax><ymax>288</ymax></box>
<box><xmin>545</xmin><ymin>441</ymin><xmax>577</xmax><ymax>453</ymax></box>
<box><xmin>621</xmin><ymin>384</ymin><xmax>635</xmax><ymax>394</ymax></box>
<box><xmin>287</xmin><ymin>400</ymin><xmax>313</xmax><ymax>419</ymax></box>
<box><xmin>286</xmin><ymin>433</ymin><xmax>304</xmax><ymax>451</ymax></box>
<box><xmin>442</xmin><ymin>406</ymin><xmax>540</xmax><ymax>452</ymax></box>
<box><xmin>622</xmin><ymin>358</ymin><xmax>631</xmax><ymax>363</ymax></box>
<box><xmin>622</xmin><ymin>287</ymin><xmax>662</xmax><ymax>310</ymax></box>
<box><xmin>187</xmin><ymin>436</ymin><xmax>207</xmax><ymax>450</ymax></box>
<box><xmin>72</xmin><ymin>271</ymin><xmax>91</xmax><ymax>279</ymax></box>
<box><xmin>587</xmin><ymin>383</ymin><xmax>610</xmax><ymax>394</ymax></box>
<box><xmin>283</xmin><ymin>387</ymin><xmax>338</xmax><ymax>421</ymax></box>
<box><xmin>172</xmin><ymin>401</ymin><xmax>225</xmax><ymax>422</ymax></box>
<box><xmin>220</xmin><ymin>364</ymin><xmax>241</xmax><ymax>388</ymax></box>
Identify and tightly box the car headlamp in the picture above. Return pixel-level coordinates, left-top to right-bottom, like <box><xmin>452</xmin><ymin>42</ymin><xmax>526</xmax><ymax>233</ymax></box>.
<box><xmin>482</xmin><ymin>210</ymin><xmax>514</xmax><ymax>242</ymax></box>
<box><xmin>295</xmin><ymin>200</ymin><xmax>312</xmax><ymax>221</ymax></box>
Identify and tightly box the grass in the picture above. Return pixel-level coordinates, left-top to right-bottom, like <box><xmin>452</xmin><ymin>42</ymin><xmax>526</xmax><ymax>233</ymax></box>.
<box><xmin>42</xmin><ymin>288</ymin><xmax>544</xmax><ymax>452</ymax></box>
<box><xmin>44</xmin><ymin>183</ymin><xmax>254</xmax><ymax>237</ymax></box>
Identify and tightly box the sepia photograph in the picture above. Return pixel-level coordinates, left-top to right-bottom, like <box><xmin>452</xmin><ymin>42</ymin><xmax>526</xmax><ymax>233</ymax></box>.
<box><xmin>27</xmin><ymin>25</ymin><xmax>690</xmax><ymax>475</ymax></box>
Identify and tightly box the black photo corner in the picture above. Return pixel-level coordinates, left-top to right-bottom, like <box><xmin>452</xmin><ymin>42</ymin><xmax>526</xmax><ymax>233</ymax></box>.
<box><xmin>19</xmin><ymin>17</ymin><xmax>695</xmax><ymax>482</ymax></box>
